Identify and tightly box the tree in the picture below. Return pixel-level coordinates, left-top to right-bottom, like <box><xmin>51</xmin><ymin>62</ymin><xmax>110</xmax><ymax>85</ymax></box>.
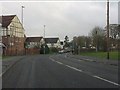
<box><xmin>72</xmin><ymin>36</ymin><xmax>78</xmax><ymax>54</ymax></box>
<box><xmin>89</xmin><ymin>26</ymin><xmax>105</xmax><ymax>51</ymax></box>
<box><xmin>109</xmin><ymin>24</ymin><xmax>119</xmax><ymax>39</ymax></box>
<box><xmin>118</xmin><ymin>25</ymin><xmax>120</xmax><ymax>38</ymax></box>
<box><xmin>45</xmin><ymin>44</ymin><xmax>50</xmax><ymax>54</ymax></box>
<box><xmin>105</xmin><ymin>24</ymin><xmax>120</xmax><ymax>50</ymax></box>
<box><xmin>40</xmin><ymin>44</ymin><xmax>50</xmax><ymax>54</ymax></box>
<box><xmin>40</xmin><ymin>44</ymin><xmax>44</xmax><ymax>54</ymax></box>
<box><xmin>64</xmin><ymin>36</ymin><xmax>69</xmax><ymax>48</ymax></box>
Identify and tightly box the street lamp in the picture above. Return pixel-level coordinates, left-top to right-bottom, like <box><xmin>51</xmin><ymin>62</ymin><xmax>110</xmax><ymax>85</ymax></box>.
<box><xmin>21</xmin><ymin>6</ymin><xmax>25</xmax><ymax>25</ymax></box>
<box><xmin>107</xmin><ymin>0</ymin><xmax>110</xmax><ymax>60</ymax></box>
<box><xmin>21</xmin><ymin>6</ymin><xmax>25</xmax><ymax>55</ymax></box>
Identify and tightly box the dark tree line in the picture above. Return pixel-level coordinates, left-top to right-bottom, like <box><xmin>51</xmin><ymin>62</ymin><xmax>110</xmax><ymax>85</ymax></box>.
<box><xmin>71</xmin><ymin>25</ymin><xmax>119</xmax><ymax>54</ymax></box>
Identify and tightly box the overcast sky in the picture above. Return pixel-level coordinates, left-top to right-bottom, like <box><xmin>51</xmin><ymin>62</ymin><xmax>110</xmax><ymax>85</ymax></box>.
<box><xmin>0</xmin><ymin>0</ymin><xmax>119</xmax><ymax>41</ymax></box>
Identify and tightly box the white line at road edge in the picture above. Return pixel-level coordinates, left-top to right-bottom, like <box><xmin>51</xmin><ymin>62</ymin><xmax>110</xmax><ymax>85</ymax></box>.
<box><xmin>49</xmin><ymin>57</ymin><xmax>120</xmax><ymax>86</ymax></box>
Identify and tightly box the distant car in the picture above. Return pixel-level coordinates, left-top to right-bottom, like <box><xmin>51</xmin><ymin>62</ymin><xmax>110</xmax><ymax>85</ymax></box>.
<box><xmin>58</xmin><ymin>50</ymin><xmax>64</xmax><ymax>54</ymax></box>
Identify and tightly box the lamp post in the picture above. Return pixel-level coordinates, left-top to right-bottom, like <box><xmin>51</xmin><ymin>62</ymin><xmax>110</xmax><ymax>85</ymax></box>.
<box><xmin>21</xmin><ymin>6</ymin><xmax>25</xmax><ymax>55</ymax></box>
<box><xmin>21</xmin><ymin>6</ymin><xmax>25</xmax><ymax>25</ymax></box>
<box><xmin>107</xmin><ymin>0</ymin><xmax>110</xmax><ymax>60</ymax></box>
<box><xmin>44</xmin><ymin>25</ymin><xmax>46</xmax><ymax>54</ymax></box>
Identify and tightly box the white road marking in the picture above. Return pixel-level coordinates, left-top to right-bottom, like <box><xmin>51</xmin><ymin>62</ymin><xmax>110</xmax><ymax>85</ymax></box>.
<box><xmin>49</xmin><ymin>57</ymin><xmax>119</xmax><ymax>86</ymax></box>
<box><xmin>55</xmin><ymin>61</ymin><xmax>63</xmax><ymax>65</ymax></box>
<box><xmin>65</xmin><ymin>65</ymin><xmax>82</xmax><ymax>72</ymax></box>
<box><xmin>93</xmin><ymin>75</ymin><xmax>120</xmax><ymax>86</ymax></box>
<box><xmin>50</xmin><ymin>57</ymin><xmax>63</xmax><ymax>64</ymax></box>
<box><xmin>49</xmin><ymin>57</ymin><xmax>55</xmax><ymax>62</ymax></box>
<box><xmin>85</xmin><ymin>59</ymin><xmax>94</xmax><ymax>62</ymax></box>
<box><xmin>78</xmin><ymin>60</ymin><xmax>82</xmax><ymax>62</ymax></box>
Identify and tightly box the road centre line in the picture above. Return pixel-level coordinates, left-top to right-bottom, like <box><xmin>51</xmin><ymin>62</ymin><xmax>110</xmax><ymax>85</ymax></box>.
<box><xmin>93</xmin><ymin>75</ymin><xmax>120</xmax><ymax>86</ymax></box>
<box><xmin>49</xmin><ymin>57</ymin><xmax>119</xmax><ymax>87</ymax></box>
<box><xmin>55</xmin><ymin>61</ymin><xmax>63</xmax><ymax>65</ymax></box>
<box><xmin>49</xmin><ymin>57</ymin><xmax>55</xmax><ymax>62</ymax></box>
<box><xmin>65</xmin><ymin>65</ymin><xmax>82</xmax><ymax>72</ymax></box>
<box><xmin>49</xmin><ymin>57</ymin><xmax>63</xmax><ymax>64</ymax></box>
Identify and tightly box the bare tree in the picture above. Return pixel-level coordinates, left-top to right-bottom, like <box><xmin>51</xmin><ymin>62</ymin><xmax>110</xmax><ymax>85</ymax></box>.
<box><xmin>90</xmin><ymin>26</ymin><xmax>105</xmax><ymax>51</ymax></box>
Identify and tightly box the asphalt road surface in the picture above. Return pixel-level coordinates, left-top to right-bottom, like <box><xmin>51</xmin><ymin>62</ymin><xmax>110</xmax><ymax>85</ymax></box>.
<box><xmin>2</xmin><ymin>54</ymin><xmax>119</xmax><ymax>88</ymax></box>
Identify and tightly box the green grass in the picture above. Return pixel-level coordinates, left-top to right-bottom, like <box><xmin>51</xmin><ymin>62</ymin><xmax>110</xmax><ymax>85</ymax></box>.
<box><xmin>80</xmin><ymin>51</ymin><xmax>118</xmax><ymax>60</ymax></box>
<box><xmin>2</xmin><ymin>56</ymin><xmax>13</xmax><ymax>60</ymax></box>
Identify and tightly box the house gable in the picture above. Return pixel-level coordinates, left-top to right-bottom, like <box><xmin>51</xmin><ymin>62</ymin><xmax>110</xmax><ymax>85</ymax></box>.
<box><xmin>0</xmin><ymin>15</ymin><xmax>16</xmax><ymax>28</ymax></box>
<box><xmin>45</xmin><ymin>38</ymin><xmax>59</xmax><ymax>44</ymax></box>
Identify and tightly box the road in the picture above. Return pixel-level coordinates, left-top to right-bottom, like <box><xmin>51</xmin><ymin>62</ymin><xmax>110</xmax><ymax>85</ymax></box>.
<box><xmin>2</xmin><ymin>54</ymin><xmax>119</xmax><ymax>88</ymax></box>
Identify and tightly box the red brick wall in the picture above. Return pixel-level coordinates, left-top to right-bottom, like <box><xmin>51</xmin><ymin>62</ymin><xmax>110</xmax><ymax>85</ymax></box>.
<box><xmin>2</xmin><ymin>36</ymin><xmax>25</xmax><ymax>56</ymax></box>
<box><xmin>25</xmin><ymin>48</ymin><xmax>40</xmax><ymax>55</ymax></box>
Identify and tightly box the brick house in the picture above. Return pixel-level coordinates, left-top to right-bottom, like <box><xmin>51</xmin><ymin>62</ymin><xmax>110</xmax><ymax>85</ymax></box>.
<box><xmin>25</xmin><ymin>37</ymin><xmax>45</xmax><ymax>54</ymax></box>
<box><xmin>0</xmin><ymin>15</ymin><xmax>25</xmax><ymax>56</ymax></box>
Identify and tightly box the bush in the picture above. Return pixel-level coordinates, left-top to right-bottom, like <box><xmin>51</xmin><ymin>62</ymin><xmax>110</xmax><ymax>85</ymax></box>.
<box><xmin>50</xmin><ymin>47</ymin><xmax>58</xmax><ymax>53</ymax></box>
<box><xmin>40</xmin><ymin>44</ymin><xmax>50</xmax><ymax>54</ymax></box>
<box><xmin>45</xmin><ymin>44</ymin><xmax>50</xmax><ymax>54</ymax></box>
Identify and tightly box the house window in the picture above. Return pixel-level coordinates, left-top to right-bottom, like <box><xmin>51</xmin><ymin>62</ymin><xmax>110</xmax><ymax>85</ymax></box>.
<box><xmin>10</xmin><ymin>42</ymin><xmax>14</xmax><ymax>46</ymax></box>
<box><xmin>1</xmin><ymin>28</ymin><xmax>5</xmax><ymax>36</ymax></box>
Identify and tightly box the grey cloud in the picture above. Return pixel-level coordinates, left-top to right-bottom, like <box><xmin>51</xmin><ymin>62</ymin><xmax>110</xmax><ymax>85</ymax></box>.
<box><xmin>1</xmin><ymin>1</ymin><xmax>118</xmax><ymax>41</ymax></box>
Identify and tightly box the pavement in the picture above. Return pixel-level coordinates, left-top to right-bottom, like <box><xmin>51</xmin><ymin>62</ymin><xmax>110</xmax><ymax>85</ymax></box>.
<box><xmin>2</xmin><ymin>54</ymin><xmax>119</xmax><ymax>88</ymax></box>
<box><xmin>66</xmin><ymin>53</ymin><xmax>119</xmax><ymax>66</ymax></box>
<box><xmin>2</xmin><ymin>56</ymin><xmax>26</xmax><ymax>74</ymax></box>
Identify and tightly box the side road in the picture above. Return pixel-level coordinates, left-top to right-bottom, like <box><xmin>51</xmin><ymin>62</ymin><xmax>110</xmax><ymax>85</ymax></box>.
<box><xmin>66</xmin><ymin>53</ymin><xmax>118</xmax><ymax>66</ymax></box>
<box><xmin>2</xmin><ymin>56</ymin><xmax>26</xmax><ymax>75</ymax></box>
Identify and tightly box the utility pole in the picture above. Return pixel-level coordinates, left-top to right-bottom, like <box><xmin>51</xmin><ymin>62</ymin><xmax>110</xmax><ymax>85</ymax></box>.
<box><xmin>96</xmin><ymin>30</ymin><xmax>98</xmax><ymax>52</ymax></box>
<box><xmin>107</xmin><ymin>0</ymin><xmax>110</xmax><ymax>60</ymax></box>
<box><xmin>44</xmin><ymin>25</ymin><xmax>46</xmax><ymax>54</ymax></box>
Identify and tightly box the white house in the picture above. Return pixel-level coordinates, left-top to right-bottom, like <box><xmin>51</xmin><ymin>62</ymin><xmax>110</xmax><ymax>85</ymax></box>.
<box><xmin>44</xmin><ymin>38</ymin><xmax>61</xmax><ymax>49</ymax></box>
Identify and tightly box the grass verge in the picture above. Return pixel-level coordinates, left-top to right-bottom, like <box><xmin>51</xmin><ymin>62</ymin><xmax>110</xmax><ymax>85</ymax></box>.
<box><xmin>79</xmin><ymin>51</ymin><xmax>118</xmax><ymax>60</ymax></box>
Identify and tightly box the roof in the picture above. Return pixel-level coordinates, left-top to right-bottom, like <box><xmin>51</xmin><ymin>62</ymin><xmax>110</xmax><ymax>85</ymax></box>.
<box><xmin>0</xmin><ymin>15</ymin><xmax>16</xmax><ymax>28</ymax></box>
<box><xmin>44</xmin><ymin>38</ymin><xmax>59</xmax><ymax>43</ymax></box>
<box><xmin>26</xmin><ymin>37</ymin><xmax>43</xmax><ymax>42</ymax></box>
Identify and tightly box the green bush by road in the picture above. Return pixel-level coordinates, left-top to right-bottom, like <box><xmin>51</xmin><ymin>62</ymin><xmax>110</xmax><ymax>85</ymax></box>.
<box><xmin>79</xmin><ymin>51</ymin><xmax>118</xmax><ymax>60</ymax></box>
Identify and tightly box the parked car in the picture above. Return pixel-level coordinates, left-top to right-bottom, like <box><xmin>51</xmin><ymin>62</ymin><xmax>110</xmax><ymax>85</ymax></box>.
<box><xmin>58</xmin><ymin>50</ymin><xmax>64</xmax><ymax>54</ymax></box>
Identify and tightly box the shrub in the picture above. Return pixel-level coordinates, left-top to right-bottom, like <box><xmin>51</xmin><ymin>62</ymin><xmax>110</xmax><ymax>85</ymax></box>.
<box><xmin>50</xmin><ymin>47</ymin><xmax>58</xmax><ymax>53</ymax></box>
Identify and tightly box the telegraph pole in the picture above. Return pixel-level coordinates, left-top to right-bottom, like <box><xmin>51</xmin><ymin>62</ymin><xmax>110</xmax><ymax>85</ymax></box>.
<box><xmin>107</xmin><ymin>0</ymin><xmax>110</xmax><ymax>60</ymax></box>
<box><xmin>44</xmin><ymin>25</ymin><xmax>46</xmax><ymax>54</ymax></box>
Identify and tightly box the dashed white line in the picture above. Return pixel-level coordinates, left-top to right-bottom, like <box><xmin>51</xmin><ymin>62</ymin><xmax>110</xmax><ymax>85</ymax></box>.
<box><xmin>85</xmin><ymin>59</ymin><xmax>94</xmax><ymax>62</ymax></box>
<box><xmin>49</xmin><ymin>57</ymin><xmax>55</xmax><ymax>62</ymax></box>
<box><xmin>93</xmin><ymin>75</ymin><xmax>120</xmax><ymax>86</ymax></box>
<box><xmin>65</xmin><ymin>65</ymin><xmax>82</xmax><ymax>72</ymax></box>
<box><xmin>78</xmin><ymin>60</ymin><xmax>82</xmax><ymax>62</ymax></box>
<box><xmin>55</xmin><ymin>61</ymin><xmax>63</xmax><ymax>65</ymax></box>
<box><xmin>49</xmin><ymin>57</ymin><xmax>119</xmax><ymax>86</ymax></box>
<box><xmin>49</xmin><ymin>57</ymin><xmax>63</xmax><ymax>65</ymax></box>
